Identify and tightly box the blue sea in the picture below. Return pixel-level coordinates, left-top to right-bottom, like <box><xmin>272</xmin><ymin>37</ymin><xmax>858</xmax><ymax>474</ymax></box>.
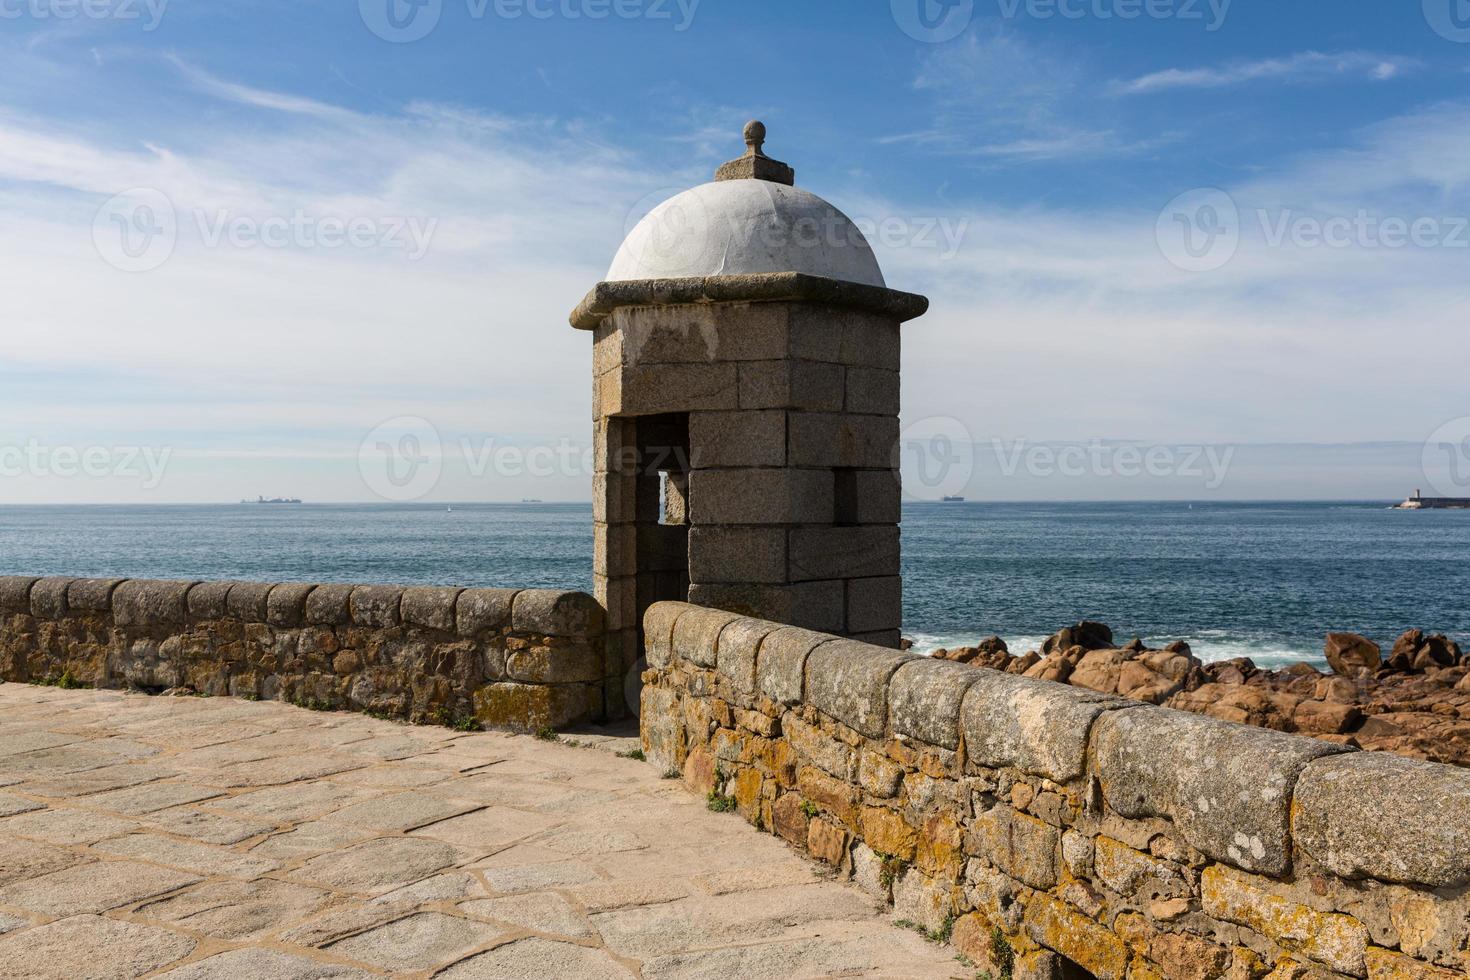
<box><xmin>1</xmin><ymin>501</ymin><xmax>1465</xmax><ymax>668</ymax></box>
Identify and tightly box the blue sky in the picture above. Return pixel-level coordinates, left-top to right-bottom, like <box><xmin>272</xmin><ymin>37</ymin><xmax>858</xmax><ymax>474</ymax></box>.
<box><xmin>2</xmin><ymin>0</ymin><xmax>1469</xmax><ymax>502</ymax></box>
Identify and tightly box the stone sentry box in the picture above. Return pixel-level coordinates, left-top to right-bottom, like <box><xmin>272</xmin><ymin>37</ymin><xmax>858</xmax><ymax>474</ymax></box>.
<box><xmin>570</xmin><ymin>123</ymin><xmax>929</xmax><ymax>698</ymax></box>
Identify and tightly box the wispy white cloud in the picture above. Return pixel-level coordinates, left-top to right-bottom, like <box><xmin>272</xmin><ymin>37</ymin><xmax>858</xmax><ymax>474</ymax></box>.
<box><xmin>1115</xmin><ymin>51</ymin><xmax>1415</xmax><ymax>96</ymax></box>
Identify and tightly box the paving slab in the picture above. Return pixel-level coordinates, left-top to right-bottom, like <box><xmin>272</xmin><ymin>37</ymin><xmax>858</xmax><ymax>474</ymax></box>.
<box><xmin>0</xmin><ymin>685</ymin><xmax>959</xmax><ymax>978</ymax></box>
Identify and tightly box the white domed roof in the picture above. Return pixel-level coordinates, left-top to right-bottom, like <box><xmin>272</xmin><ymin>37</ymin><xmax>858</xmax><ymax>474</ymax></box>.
<box><xmin>608</xmin><ymin>179</ymin><xmax>886</xmax><ymax>288</ymax></box>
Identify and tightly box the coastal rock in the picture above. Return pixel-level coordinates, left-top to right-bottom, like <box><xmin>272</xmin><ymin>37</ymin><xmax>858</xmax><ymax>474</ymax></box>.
<box><xmin>932</xmin><ymin>636</ymin><xmax>1011</xmax><ymax>670</ymax></box>
<box><xmin>1043</xmin><ymin>621</ymin><xmax>1114</xmax><ymax>655</ymax></box>
<box><xmin>1324</xmin><ymin>633</ymin><xmax>1380</xmax><ymax>679</ymax></box>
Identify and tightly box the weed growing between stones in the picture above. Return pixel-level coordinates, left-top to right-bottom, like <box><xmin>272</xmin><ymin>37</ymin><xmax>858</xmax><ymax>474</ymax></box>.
<box><xmin>800</xmin><ymin>799</ymin><xmax>819</xmax><ymax>818</ymax></box>
<box><xmin>240</xmin><ymin>693</ymin><xmax>261</xmax><ymax>701</ymax></box>
<box><xmin>989</xmin><ymin>927</ymin><xmax>1014</xmax><ymax>979</ymax></box>
<box><xmin>288</xmin><ymin>694</ymin><xmax>339</xmax><ymax>712</ymax></box>
<box><xmin>617</xmin><ymin>748</ymin><xmax>646</xmax><ymax>761</ymax></box>
<box><xmin>661</xmin><ymin>766</ymin><xmax>680</xmax><ymax>779</ymax></box>
<box><xmin>706</xmin><ymin>789</ymin><xmax>737</xmax><ymax>812</ymax></box>
<box><xmin>878</xmin><ymin>853</ymin><xmax>908</xmax><ymax>890</ymax></box>
<box><xmin>895</xmin><ymin>914</ymin><xmax>955</xmax><ymax>945</ymax></box>
<box><xmin>29</xmin><ymin>669</ymin><xmax>90</xmax><ymax>690</ymax></box>
<box><xmin>534</xmin><ymin>726</ymin><xmax>561</xmax><ymax>742</ymax></box>
<box><xmin>431</xmin><ymin>707</ymin><xmax>481</xmax><ymax>732</ymax></box>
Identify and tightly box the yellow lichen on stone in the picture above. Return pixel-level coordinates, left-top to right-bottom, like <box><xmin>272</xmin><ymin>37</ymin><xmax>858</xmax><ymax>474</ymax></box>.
<box><xmin>861</xmin><ymin>805</ymin><xmax>918</xmax><ymax>861</ymax></box>
<box><xmin>1024</xmin><ymin>893</ymin><xmax>1131</xmax><ymax>980</ymax></box>
<box><xmin>1364</xmin><ymin>947</ymin><xmax>1464</xmax><ymax>980</ymax></box>
<box><xmin>1201</xmin><ymin>865</ymin><xmax>1367</xmax><ymax>977</ymax></box>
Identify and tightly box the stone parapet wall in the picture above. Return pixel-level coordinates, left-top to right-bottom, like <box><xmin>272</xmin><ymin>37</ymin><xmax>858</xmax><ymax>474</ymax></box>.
<box><xmin>639</xmin><ymin>601</ymin><xmax>1470</xmax><ymax>980</ymax></box>
<box><xmin>0</xmin><ymin>576</ymin><xmax>607</xmax><ymax>731</ymax></box>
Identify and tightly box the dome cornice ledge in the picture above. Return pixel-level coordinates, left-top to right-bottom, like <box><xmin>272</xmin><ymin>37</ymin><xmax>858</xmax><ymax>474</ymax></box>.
<box><xmin>568</xmin><ymin>272</ymin><xmax>930</xmax><ymax>331</ymax></box>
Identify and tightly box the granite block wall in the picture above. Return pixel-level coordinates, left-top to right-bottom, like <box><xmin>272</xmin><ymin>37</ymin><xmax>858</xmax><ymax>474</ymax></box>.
<box><xmin>0</xmin><ymin>576</ymin><xmax>607</xmax><ymax>731</ymax></box>
<box><xmin>640</xmin><ymin>600</ymin><xmax>1470</xmax><ymax>980</ymax></box>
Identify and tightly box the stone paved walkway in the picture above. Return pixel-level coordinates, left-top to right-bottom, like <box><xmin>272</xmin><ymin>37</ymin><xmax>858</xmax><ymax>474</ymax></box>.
<box><xmin>0</xmin><ymin>686</ymin><xmax>959</xmax><ymax>979</ymax></box>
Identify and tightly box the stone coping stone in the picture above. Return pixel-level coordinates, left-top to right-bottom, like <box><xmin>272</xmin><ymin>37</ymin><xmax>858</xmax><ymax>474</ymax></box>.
<box><xmin>644</xmin><ymin>602</ymin><xmax>692</xmax><ymax>669</ymax></box>
<box><xmin>511</xmin><ymin>590</ymin><xmax>604</xmax><ymax>638</ymax></box>
<box><xmin>305</xmin><ymin>584</ymin><xmax>354</xmax><ymax>626</ymax></box>
<box><xmin>672</xmin><ymin>608</ymin><xmax>743</xmax><ymax>669</ymax></box>
<box><xmin>349</xmin><ymin>585</ymin><xmax>405</xmax><ymax>628</ymax></box>
<box><xmin>960</xmin><ymin>669</ymin><xmax>1126</xmax><ymax>785</ymax></box>
<box><xmin>266</xmin><ymin>584</ymin><xmax>317</xmax><ymax>628</ymax></box>
<box><xmin>67</xmin><ymin>578</ymin><xmax>125</xmax><ymax>613</ymax></box>
<box><xmin>457</xmin><ymin>588</ymin><xmax>519</xmax><ymax>636</ymax></box>
<box><xmin>226</xmin><ymin>582</ymin><xmax>274</xmax><ymax>623</ymax></box>
<box><xmin>1093</xmin><ymin>705</ymin><xmax>1349</xmax><ymax>877</ymax></box>
<box><xmin>888</xmin><ymin>658</ymin><xmax>986</xmax><ymax>750</ymax></box>
<box><xmin>113</xmin><ymin>580</ymin><xmax>198</xmax><ymax>627</ymax></box>
<box><xmin>186</xmin><ymin>581</ymin><xmax>237</xmax><ymax>621</ymax></box>
<box><xmin>0</xmin><ymin>576</ymin><xmax>38</xmax><ymax>614</ymax></box>
<box><xmin>29</xmin><ymin>577</ymin><xmax>72</xmax><ymax>619</ymax></box>
<box><xmin>805</xmin><ymin>640</ymin><xmax>917</xmax><ymax>740</ymax></box>
<box><xmin>570</xmin><ymin>272</ymin><xmax>929</xmax><ymax>330</ymax></box>
<box><xmin>401</xmin><ymin>586</ymin><xmax>465</xmax><ymax>632</ymax></box>
<box><xmin>1294</xmin><ymin>751</ymin><xmax>1470</xmax><ymax>889</ymax></box>
<box><xmin>715</xmin><ymin>616</ymin><xmax>785</xmax><ymax>696</ymax></box>
<box><xmin>757</xmin><ymin>627</ymin><xmax>838</xmax><ymax>705</ymax></box>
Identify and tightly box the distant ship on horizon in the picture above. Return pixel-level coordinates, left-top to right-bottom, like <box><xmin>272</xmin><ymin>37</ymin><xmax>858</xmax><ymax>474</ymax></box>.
<box><xmin>942</xmin><ymin>495</ymin><xmax>966</xmax><ymax>503</ymax></box>
<box><xmin>245</xmin><ymin>496</ymin><xmax>303</xmax><ymax>505</ymax></box>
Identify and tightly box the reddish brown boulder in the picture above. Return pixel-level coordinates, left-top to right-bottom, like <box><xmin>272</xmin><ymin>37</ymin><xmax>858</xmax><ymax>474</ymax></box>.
<box><xmin>1325</xmin><ymin>633</ymin><xmax>1381</xmax><ymax>679</ymax></box>
<box><xmin>1294</xmin><ymin>699</ymin><xmax>1362</xmax><ymax>735</ymax></box>
<box><xmin>1043</xmin><ymin>621</ymin><xmax>1114</xmax><ymax>655</ymax></box>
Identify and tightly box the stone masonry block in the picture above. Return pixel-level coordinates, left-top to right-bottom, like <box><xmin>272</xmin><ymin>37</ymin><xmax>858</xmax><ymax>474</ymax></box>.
<box><xmin>737</xmin><ymin>359</ymin><xmax>845</xmax><ymax>411</ymax></box>
<box><xmin>592</xmin><ymin>472</ymin><xmax>636</xmax><ymax>524</ymax></box>
<box><xmin>805</xmin><ymin>639</ymin><xmax>916</xmax><ymax>739</ymax></box>
<box><xmin>226</xmin><ymin>582</ymin><xmax>273</xmax><ymax>622</ymax></box>
<box><xmin>786</xmin><ymin>307</ymin><xmax>900</xmax><ymax>369</ymax></box>
<box><xmin>688</xmin><ymin>410</ymin><xmax>786</xmax><ymax>468</ymax></box>
<box><xmin>847</xmin><ymin>469</ymin><xmax>902</xmax><ymax>525</ymax></box>
<box><xmin>266</xmin><ymin>584</ymin><xmax>316</xmax><ymax>628</ymax></box>
<box><xmin>757</xmin><ymin>626</ymin><xmax>837</xmax><ymax>704</ymax></box>
<box><xmin>844</xmin><ymin>575</ymin><xmax>902</xmax><ymax>634</ymax></box>
<box><xmin>688</xmin><ymin>581</ymin><xmax>844</xmax><ymax>634</ymax></box>
<box><xmin>473</xmin><ymin>682</ymin><xmax>598</xmax><ymax>732</ymax></box>
<box><xmin>961</xmin><ymin>670</ymin><xmax>1126</xmax><ymax>784</ymax></box>
<box><xmin>787</xmin><ymin>413</ymin><xmax>899</xmax><ymax>469</ymax></box>
<box><xmin>29</xmin><ymin>577</ymin><xmax>72</xmax><ymax>619</ymax></box>
<box><xmin>185</xmin><ymin>581</ymin><xmax>234</xmax><ymax>621</ymax></box>
<box><xmin>511</xmin><ymin>590</ymin><xmax>604</xmax><ymax>638</ymax></box>
<box><xmin>0</xmin><ymin>576</ymin><xmax>38</xmax><ymax>614</ymax></box>
<box><xmin>848</xmin><ymin>629</ymin><xmax>901</xmax><ymax>648</ymax></box>
<box><xmin>67</xmin><ymin>579</ymin><xmax>124</xmax><ymax>613</ymax></box>
<box><xmin>607</xmin><ymin>302</ymin><xmax>792</xmax><ymax>365</ymax></box>
<box><xmin>1092</xmin><ymin>705</ymin><xmax>1349</xmax><ymax>877</ymax></box>
<box><xmin>113</xmin><ymin>580</ymin><xmax>196</xmax><ymax>627</ymax></box>
<box><xmin>671</xmin><ymin>606</ymin><xmax>742</xmax><ymax>669</ymax></box>
<box><xmin>643</xmin><ymin>601</ymin><xmax>694</xmax><ymax>669</ymax></box>
<box><xmin>600</xmin><ymin>362</ymin><xmax>738</xmax><ymax>417</ymax></box>
<box><xmin>714</xmin><ymin>616</ymin><xmax>784</xmax><ymax>697</ymax></box>
<box><xmin>972</xmin><ymin>805</ymin><xmax>1060</xmax><ymax>891</ymax></box>
<box><xmin>788</xmin><ymin>526</ymin><xmax>899</xmax><ymax>583</ymax></box>
<box><xmin>401</xmin><ymin>587</ymin><xmax>464</xmax><ymax>632</ymax></box>
<box><xmin>594</xmin><ymin>522</ymin><xmax>638</xmax><ymax>579</ymax></box>
<box><xmin>688</xmin><ymin>526</ymin><xmax>787</xmax><ymax>584</ymax></box>
<box><xmin>1293</xmin><ymin>751</ymin><xmax>1470</xmax><ymax>889</ymax></box>
<box><xmin>507</xmin><ymin>643</ymin><xmax>603</xmax><ymax>684</ymax></box>
<box><xmin>888</xmin><ymin>658</ymin><xmax>986</xmax><ymax>750</ymax></box>
<box><xmin>1201</xmin><ymin>864</ymin><xmax>1368</xmax><ymax>977</ymax></box>
<box><xmin>596</xmin><ymin>574</ymin><xmax>638</xmax><ymax>633</ymax></box>
<box><xmin>688</xmin><ymin>468</ymin><xmax>834</xmax><ymax>525</ymax></box>
<box><xmin>305</xmin><ymin>584</ymin><xmax>354</xmax><ymax>626</ymax></box>
<box><xmin>457</xmin><ymin>588</ymin><xmax>518</xmax><ymax>636</ymax></box>
<box><xmin>349</xmin><ymin>585</ymin><xmax>404</xmax><ymax>628</ymax></box>
<box><xmin>845</xmin><ymin>366</ymin><xmax>900</xmax><ymax>415</ymax></box>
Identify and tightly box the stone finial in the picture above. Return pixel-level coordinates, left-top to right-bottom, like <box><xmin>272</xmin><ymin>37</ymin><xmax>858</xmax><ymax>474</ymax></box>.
<box><xmin>715</xmin><ymin>119</ymin><xmax>795</xmax><ymax>186</ymax></box>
